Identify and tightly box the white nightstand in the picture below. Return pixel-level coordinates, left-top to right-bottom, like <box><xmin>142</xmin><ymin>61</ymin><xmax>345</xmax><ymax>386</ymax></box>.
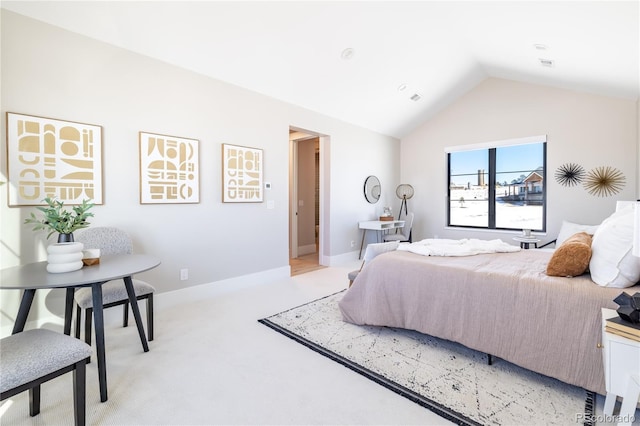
<box><xmin>512</xmin><ymin>236</ymin><xmax>540</xmax><ymax>249</ymax></box>
<box><xmin>601</xmin><ymin>308</ymin><xmax>640</xmax><ymax>425</ymax></box>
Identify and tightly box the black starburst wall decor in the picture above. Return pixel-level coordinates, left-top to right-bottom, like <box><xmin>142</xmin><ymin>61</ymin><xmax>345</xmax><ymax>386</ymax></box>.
<box><xmin>554</xmin><ymin>163</ymin><xmax>585</xmax><ymax>187</ymax></box>
<box><xmin>583</xmin><ymin>166</ymin><xmax>626</xmax><ymax>197</ymax></box>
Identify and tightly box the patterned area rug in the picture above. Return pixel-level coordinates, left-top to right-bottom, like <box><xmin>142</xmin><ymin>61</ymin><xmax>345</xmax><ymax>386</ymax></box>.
<box><xmin>259</xmin><ymin>291</ymin><xmax>594</xmax><ymax>426</ymax></box>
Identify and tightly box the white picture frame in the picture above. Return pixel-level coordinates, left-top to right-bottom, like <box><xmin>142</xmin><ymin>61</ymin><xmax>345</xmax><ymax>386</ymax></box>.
<box><xmin>6</xmin><ymin>112</ymin><xmax>103</xmax><ymax>206</ymax></box>
<box><xmin>139</xmin><ymin>131</ymin><xmax>200</xmax><ymax>204</ymax></box>
<box><xmin>222</xmin><ymin>143</ymin><xmax>263</xmax><ymax>203</ymax></box>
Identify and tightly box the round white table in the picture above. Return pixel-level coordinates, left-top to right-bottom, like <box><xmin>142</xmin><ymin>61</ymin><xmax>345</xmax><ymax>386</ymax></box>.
<box><xmin>512</xmin><ymin>236</ymin><xmax>541</xmax><ymax>249</ymax></box>
<box><xmin>0</xmin><ymin>254</ymin><xmax>160</xmax><ymax>402</ymax></box>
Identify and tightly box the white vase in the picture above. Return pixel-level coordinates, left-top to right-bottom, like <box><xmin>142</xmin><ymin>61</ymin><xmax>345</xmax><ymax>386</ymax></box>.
<box><xmin>46</xmin><ymin>242</ymin><xmax>84</xmax><ymax>273</ymax></box>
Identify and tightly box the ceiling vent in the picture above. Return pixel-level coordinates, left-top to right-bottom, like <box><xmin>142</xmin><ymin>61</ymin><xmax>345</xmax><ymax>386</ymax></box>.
<box><xmin>410</xmin><ymin>93</ymin><xmax>422</xmax><ymax>102</ymax></box>
<box><xmin>539</xmin><ymin>58</ymin><xmax>554</xmax><ymax>67</ymax></box>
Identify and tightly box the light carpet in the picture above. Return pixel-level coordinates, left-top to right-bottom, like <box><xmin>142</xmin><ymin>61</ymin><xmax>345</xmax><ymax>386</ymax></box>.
<box><xmin>260</xmin><ymin>291</ymin><xmax>599</xmax><ymax>426</ymax></box>
<box><xmin>0</xmin><ymin>270</ymin><xmax>451</xmax><ymax>426</ymax></box>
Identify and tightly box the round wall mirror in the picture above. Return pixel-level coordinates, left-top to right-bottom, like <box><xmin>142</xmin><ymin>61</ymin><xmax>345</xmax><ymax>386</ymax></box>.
<box><xmin>364</xmin><ymin>175</ymin><xmax>381</xmax><ymax>204</ymax></box>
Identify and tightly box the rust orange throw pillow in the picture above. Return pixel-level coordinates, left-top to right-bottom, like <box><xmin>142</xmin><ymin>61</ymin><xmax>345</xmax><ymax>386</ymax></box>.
<box><xmin>546</xmin><ymin>232</ymin><xmax>593</xmax><ymax>277</ymax></box>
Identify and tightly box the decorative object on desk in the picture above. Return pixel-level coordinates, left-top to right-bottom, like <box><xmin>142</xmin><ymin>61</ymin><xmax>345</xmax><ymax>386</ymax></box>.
<box><xmin>613</xmin><ymin>292</ymin><xmax>640</xmax><ymax>324</ymax></box>
<box><xmin>222</xmin><ymin>143</ymin><xmax>263</xmax><ymax>203</ymax></box>
<box><xmin>583</xmin><ymin>166</ymin><xmax>625</xmax><ymax>197</ymax></box>
<box><xmin>46</xmin><ymin>242</ymin><xmax>84</xmax><ymax>273</ymax></box>
<box><xmin>82</xmin><ymin>248</ymin><xmax>101</xmax><ymax>266</ymax></box>
<box><xmin>139</xmin><ymin>132</ymin><xmax>200</xmax><ymax>204</ymax></box>
<box><xmin>554</xmin><ymin>162</ymin><xmax>585</xmax><ymax>187</ymax></box>
<box><xmin>6</xmin><ymin>112</ymin><xmax>103</xmax><ymax>206</ymax></box>
<box><xmin>24</xmin><ymin>197</ymin><xmax>94</xmax><ymax>241</ymax></box>
<box><xmin>395</xmin><ymin>184</ymin><xmax>414</xmax><ymax>219</ymax></box>
<box><xmin>379</xmin><ymin>206</ymin><xmax>393</xmax><ymax>221</ymax></box>
<box><xmin>363</xmin><ymin>175</ymin><xmax>381</xmax><ymax>204</ymax></box>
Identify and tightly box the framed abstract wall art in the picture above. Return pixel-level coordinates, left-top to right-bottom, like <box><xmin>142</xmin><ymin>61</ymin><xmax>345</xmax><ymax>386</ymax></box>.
<box><xmin>6</xmin><ymin>112</ymin><xmax>103</xmax><ymax>206</ymax></box>
<box><xmin>222</xmin><ymin>143</ymin><xmax>263</xmax><ymax>203</ymax></box>
<box><xmin>139</xmin><ymin>132</ymin><xmax>200</xmax><ymax>204</ymax></box>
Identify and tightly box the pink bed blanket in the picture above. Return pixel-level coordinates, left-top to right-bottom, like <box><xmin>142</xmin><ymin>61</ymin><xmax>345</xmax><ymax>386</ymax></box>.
<box><xmin>338</xmin><ymin>249</ymin><xmax>640</xmax><ymax>394</ymax></box>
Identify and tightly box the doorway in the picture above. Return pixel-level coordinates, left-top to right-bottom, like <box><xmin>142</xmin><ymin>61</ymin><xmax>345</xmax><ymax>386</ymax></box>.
<box><xmin>289</xmin><ymin>127</ymin><xmax>326</xmax><ymax>275</ymax></box>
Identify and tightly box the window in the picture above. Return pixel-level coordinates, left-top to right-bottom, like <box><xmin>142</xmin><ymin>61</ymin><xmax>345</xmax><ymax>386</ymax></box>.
<box><xmin>447</xmin><ymin>136</ymin><xmax>546</xmax><ymax>231</ymax></box>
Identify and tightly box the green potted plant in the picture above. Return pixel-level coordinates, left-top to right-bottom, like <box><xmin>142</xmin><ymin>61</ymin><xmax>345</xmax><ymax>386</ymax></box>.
<box><xmin>24</xmin><ymin>197</ymin><xmax>95</xmax><ymax>242</ymax></box>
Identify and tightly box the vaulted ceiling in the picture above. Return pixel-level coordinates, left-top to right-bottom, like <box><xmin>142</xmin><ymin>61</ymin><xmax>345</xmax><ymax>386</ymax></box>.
<box><xmin>2</xmin><ymin>1</ymin><xmax>638</xmax><ymax>138</ymax></box>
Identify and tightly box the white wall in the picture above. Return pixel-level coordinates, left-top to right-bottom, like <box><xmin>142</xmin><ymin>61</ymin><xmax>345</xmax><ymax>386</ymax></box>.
<box><xmin>401</xmin><ymin>78</ymin><xmax>638</xmax><ymax>243</ymax></box>
<box><xmin>0</xmin><ymin>11</ymin><xmax>400</xmax><ymax>325</ymax></box>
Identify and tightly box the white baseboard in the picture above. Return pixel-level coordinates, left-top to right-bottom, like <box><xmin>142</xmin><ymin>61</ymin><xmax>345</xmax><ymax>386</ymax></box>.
<box><xmin>155</xmin><ymin>265</ymin><xmax>290</xmax><ymax>310</ymax></box>
<box><xmin>325</xmin><ymin>250</ymin><xmax>361</xmax><ymax>267</ymax></box>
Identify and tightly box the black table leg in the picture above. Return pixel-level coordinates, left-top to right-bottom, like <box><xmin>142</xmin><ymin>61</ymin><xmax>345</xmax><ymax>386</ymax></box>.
<box><xmin>123</xmin><ymin>276</ymin><xmax>149</xmax><ymax>352</ymax></box>
<box><xmin>12</xmin><ymin>289</ymin><xmax>36</xmax><ymax>334</ymax></box>
<box><xmin>91</xmin><ymin>282</ymin><xmax>108</xmax><ymax>402</ymax></box>
<box><xmin>63</xmin><ymin>287</ymin><xmax>74</xmax><ymax>335</ymax></box>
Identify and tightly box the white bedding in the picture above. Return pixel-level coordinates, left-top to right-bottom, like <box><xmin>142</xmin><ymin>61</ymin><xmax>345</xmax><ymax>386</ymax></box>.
<box><xmin>397</xmin><ymin>238</ymin><xmax>521</xmax><ymax>257</ymax></box>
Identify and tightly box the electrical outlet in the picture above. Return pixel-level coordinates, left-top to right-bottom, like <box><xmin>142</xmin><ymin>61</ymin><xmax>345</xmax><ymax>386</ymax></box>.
<box><xmin>350</xmin><ymin>240</ymin><xmax>356</xmax><ymax>248</ymax></box>
<box><xmin>180</xmin><ymin>268</ymin><xmax>188</xmax><ymax>281</ymax></box>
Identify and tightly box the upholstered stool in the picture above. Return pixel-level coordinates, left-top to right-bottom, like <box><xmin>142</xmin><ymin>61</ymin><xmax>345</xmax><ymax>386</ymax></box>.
<box><xmin>0</xmin><ymin>329</ymin><xmax>92</xmax><ymax>426</ymax></box>
<box><xmin>347</xmin><ymin>269</ymin><xmax>360</xmax><ymax>286</ymax></box>
<box><xmin>348</xmin><ymin>241</ymin><xmax>399</xmax><ymax>286</ymax></box>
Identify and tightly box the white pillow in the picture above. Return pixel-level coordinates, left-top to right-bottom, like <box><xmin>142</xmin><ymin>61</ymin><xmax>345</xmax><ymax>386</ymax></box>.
<box><xmin>556</xmin><ymin>220</ymin><xmax>599</xmax><ymax>246</ymax></box>
<box><xmin>589</xmin><ymin>206</ymin><xmax>640</xmax><ymax>288</ymax></box>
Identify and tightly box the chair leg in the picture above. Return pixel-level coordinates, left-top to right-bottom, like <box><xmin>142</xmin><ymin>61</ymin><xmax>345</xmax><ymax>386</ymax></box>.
<box><xmin>147</xmin><ymin>294</ymin><xmax>154</xmax><ymax>341</ymax></box>
<box><xmin>28</xmin><ymin>384</ymin><xmax>41</xmax><ymax>417</ymax></box>
<box><xmin>122</xmin><ymin>301</ymin><xmax>129</xmax><ymax>328</ymax></box>
<box><xmin>73</xmin><ymin>359</ymin><xmax>87</xmax><ymax>426</ymax></box>
<box><xmin>75</xmin><ymin>305</ymin><xmax>82</xmax><ymax>339</ymax></box>
<box><xmin>84</xmin><ymin>308</ymin><xmax>93</xmax><ymax>346</ymax></box>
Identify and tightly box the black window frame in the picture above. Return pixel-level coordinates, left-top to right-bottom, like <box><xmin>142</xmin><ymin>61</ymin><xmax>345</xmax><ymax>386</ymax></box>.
<box><xmin>446</xmin><ymin>141</ymin><xmax>547</xmax><ymax>232</ymax></box>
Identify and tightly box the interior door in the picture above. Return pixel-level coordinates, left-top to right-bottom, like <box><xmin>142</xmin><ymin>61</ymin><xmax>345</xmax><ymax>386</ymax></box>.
<box><xmin>289</xmin><ymin>138</ymin><xmax>298</xmax><ymax>259</ymax></box>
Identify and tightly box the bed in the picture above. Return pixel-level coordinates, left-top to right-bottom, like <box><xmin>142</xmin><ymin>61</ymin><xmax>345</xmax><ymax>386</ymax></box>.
<box><xmin>338</xmin><ymin>247</ymin><xmax>640</xmax><ymax>395</ymax></box>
